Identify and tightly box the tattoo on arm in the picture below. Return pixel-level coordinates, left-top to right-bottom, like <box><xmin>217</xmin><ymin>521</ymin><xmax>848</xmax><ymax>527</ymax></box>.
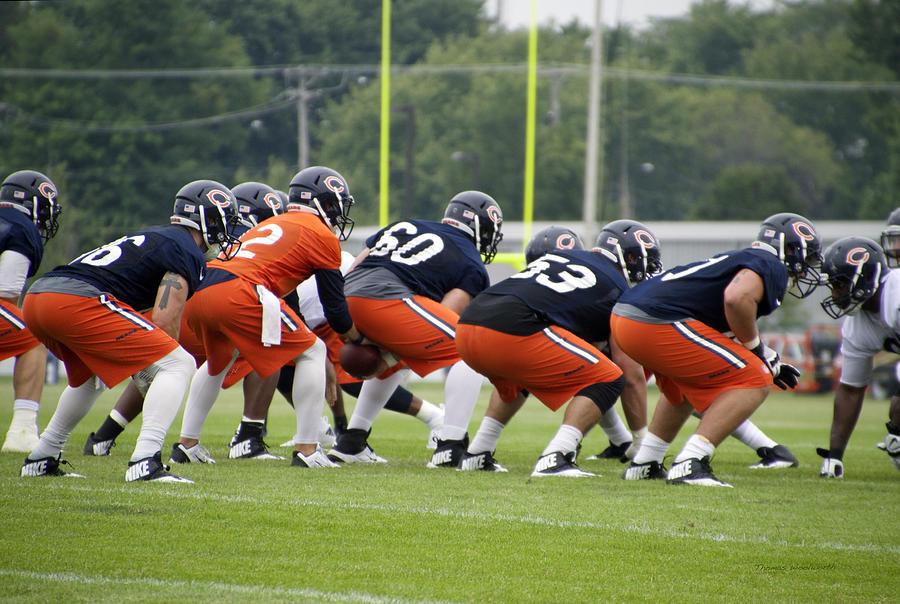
<box><xmin>157</xmin><ymin>275</ymin><xmax>184</xmax><ymax>309</ymax></box>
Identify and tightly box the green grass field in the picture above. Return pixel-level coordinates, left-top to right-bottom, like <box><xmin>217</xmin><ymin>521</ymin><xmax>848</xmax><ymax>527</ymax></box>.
<box><xmin>1</xmin><ymin>377</ymin><xmax>898</xmax><ymax>603</ymax></box>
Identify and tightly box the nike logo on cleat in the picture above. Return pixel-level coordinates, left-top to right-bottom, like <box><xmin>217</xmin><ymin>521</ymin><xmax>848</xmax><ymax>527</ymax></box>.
<box><xmin>667</xmin><ymin>460</ymin><xmax>693</xmax><ymax>480</ymax></box>
<box><xmin>460</xmin><ymin>454</ymin><xmax>484</xmax><ymax>471</ymax></box>
<box><xmin>534</xmin><ymin>453</ymin><xmax>559</xmax><ymax>473</ymax></box>
<box><xmin>230</xmin><ymin>440</ymin><xmax>252</xmax><ymax>458</ymax></box>
<box><xmin>624</xmin><ymin>465</ymin><xmax>649</xmax><ymax>480</ymax></box>
<box><xmin>125</xmin><ymin>460</ymin><xmax>150</xmax><ymax>481</ymax></box>
<box><xmin>21</xmin><ymin>460</ymin><xmax>47</xmax><ymax>476</ymax></box>
<box><xmin>431</xmin><ymin>449</ymin><xmax>453</xmax><ymax>466</ymax></box>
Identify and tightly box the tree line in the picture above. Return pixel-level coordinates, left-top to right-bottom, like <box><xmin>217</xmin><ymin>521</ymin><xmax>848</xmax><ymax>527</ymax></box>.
<box><xmin>0</xmin><ymin>0</ymin><xmax>897</xmax><ymax>270</ymax></box>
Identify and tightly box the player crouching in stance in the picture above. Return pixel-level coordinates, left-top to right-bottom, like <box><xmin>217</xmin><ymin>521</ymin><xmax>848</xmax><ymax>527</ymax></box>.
<box><xmin>816</xmin><ymin>236</ymin><xmax>900</xmax><ymax>477</ymax></box>
<box><xmin>172</xmin><ymin>166</ymin><xmax>363</xmax><ymax>470</ymax></box>
<box><xmin>20</xmin><ymin>180</ymin><xmax>241</xmax><ymax>482</ymax></box>
<box><xmin>455</xmin><ymin>221</ymin><xmax>662</xmax><ymax>476</ymax></box>
<box><xmin>0</xmin><ymin>170</ymin><xmax>62</xmax><ymax>453</ymax></box>
<box><xmin>615</xmin><ymin>213</ymin><xmax>822</xmax><ymax>487</ymax></box>
<box><xmin>327</xmin><ymin>191</ymin><xmax>502</xmax><ymax>466</ymax></box>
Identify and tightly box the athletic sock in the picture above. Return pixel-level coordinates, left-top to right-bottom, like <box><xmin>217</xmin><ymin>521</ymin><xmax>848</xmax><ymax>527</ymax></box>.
<box><xmin>235</xmin><ymin>418</ymin><xmax>265</xmax><ymax>441</ymax></box>
<box><xmin>596</xmin><ymin>408</ymin><xmax>632</xmax><ymax>446</ymax></box>
<box><xmin>632</xmin><ymin>432</ymin><xmax>670</xmax><ymax>464</ymax></box>
<box><xmin>93</xmin><ymin>411</ymin><xmax>129</xmax><ymax>441</ymax></box>
<box><xmin>729</xmin><ymin>420</ymin><xmax>777</xmax><ymax>450</ymax></box>
<box><xmin>415</xmin><ymin>400</ymin><xmax>443</xmax><ymax>430</ymax></box>
<box><xmin>10</xmin><ymin>400</ymin><xmax>39</xmax><ymax>429</ymax></box>
<box><xmin>674</xmin><ymin>434</ymin><xmax>715</xmax><ymax>464</ymax></box>
<box><xmin>468</xmin><ymin>416</ymin><xmax>505</xmax><ymax>454</ymax></box>
<box><xmin>541</xmin><ymin>424</ymin><xmax>583</xmax><ymax>457</ymax></box>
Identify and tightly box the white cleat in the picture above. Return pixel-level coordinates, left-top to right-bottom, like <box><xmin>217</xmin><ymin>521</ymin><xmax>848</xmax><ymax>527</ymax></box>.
<box><xmin>291</xmin><ymin>446</ymin><xmax>341</xmax><ymax>468</ymax></box>
<box><xmin>3</xmin><ymin>426</ymin><xmax>40</xmax><ymax>453</ymax></box>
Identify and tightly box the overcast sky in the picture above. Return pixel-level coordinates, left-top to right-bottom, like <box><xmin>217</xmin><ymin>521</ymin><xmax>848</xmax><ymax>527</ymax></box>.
<box><xmin>492</xmin><ymin>0</ymin><xmax>776</xmax><ymax>29</ymax></box>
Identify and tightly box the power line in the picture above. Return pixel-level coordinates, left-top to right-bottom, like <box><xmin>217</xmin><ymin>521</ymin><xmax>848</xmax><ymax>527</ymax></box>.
<box><xmin>1</xmin><ymin>63</ymin><xmax>898</xmax><ymax>92</ymax></box>
<box><xmin>1</xmin><ymin>96</ymin><xmax>297</xmax><ymax>133</ymax></box>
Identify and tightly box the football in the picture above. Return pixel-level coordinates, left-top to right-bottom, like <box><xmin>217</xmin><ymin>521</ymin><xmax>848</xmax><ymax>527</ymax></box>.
<box><xmin>339</xmin><ymin>342</ymin><xmax>382</xmax><ymax>379</ymax></box>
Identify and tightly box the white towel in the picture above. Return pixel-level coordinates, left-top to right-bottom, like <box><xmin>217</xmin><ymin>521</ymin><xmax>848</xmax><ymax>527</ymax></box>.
<box><xmin>257</xmin><ymin>285</ymin><xmax>282</xmax><ymax>346</ymax></box>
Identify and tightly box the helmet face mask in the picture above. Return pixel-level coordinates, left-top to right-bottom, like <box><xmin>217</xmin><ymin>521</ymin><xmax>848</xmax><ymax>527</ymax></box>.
<box><xmin>880</xmin><ymin>208</ymin><xmax>900</xmax><ymax>268</ymax></box>
<box><xmin>755</xmin><ymin>213</ymin><xmax>822</xmax><ymax>299</ymax></box>
<box><xmin>441</xmin><ymin>191</ymin><xmax>503</xmax><ymax>264</ymax></box>
<box><xmin>288</xmin><ymin>167</ymin><xmax>355</xmax><ymax>241</ymax></box>
<box><xmin>170</xmin><ymin>180</ymin><xmax>242</xmax><ymax>260</ymax></box>
<box><xmin>525</xmin><ymin>225</ymin><xmax>583</xmax><ymax>264</ymax></box>
<box><xmin>593</xmin><ymin>219</ymin><xmax>662</xmax><ymax>286</ymax></box>
<box><xmin>820</xmin><ymin>236</ymin><xmax>887</xmax><ymax>320</ymax></box>
<box><xmin>0</xmin><ymin>170</ymin><xmax>62</xmax><ymax>244</ymax></box>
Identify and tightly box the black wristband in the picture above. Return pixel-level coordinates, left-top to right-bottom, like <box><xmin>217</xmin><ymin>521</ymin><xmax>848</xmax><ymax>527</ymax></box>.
<box><xmin>351</xmin><ymin>333</ymin><xmax>364</xmax><ymax>345</ymax></box>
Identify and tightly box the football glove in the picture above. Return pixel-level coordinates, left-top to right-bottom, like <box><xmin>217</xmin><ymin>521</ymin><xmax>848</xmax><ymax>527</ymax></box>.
<box><xmin>881</xmin><ymin>432</ymin><xmax>900</xmax><ymax>472</ymax></box>
<box><xmin>749</xmin><ymin>341</ymin><xmax>800</xmax><ymax>389</ymax></box>
<box><xmin>750</xmin><ymin>341</ymin><xmax>781</xmax><ymax>374</ymax></box>
<box><xmin>773</xmin><ymin>363</ymin><xmax>800</xmax><ymax>390</ymax></box>
<box><xmin>817</xmin><ymin>447</ymin><xmax>843</xmax><ymax>478</ymax></box>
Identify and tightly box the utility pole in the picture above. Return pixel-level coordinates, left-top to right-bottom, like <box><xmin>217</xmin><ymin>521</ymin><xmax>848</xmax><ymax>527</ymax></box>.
<box><xmin>582</xmin><ymin>0</ymin><xmax>604</xmax><ymax>246</ymax></box>
<box><xmin>391</xmin><ymin>105</ymin><xmax>415</xmax><ymax>218</ymax></box>
<box><xmin>287</xmin><ymin>68</ymin><xmax>348</xmax><ymax>171</ymax></box>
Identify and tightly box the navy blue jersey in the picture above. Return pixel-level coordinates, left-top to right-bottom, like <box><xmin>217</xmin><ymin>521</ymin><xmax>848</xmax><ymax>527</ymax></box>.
<box><xmin>358</xmin><ymin>220</ymin><xmax>489</xmax><ymax>301</ymax></box>
<box><xmin>0</xmin><ymin>207</ymin><xmax>44</xmax><ymax>277</ymax></box>
<box><xmin>44</xmin><ymin>225</ymin><xmax>206</xmax><ymax>311</ymax></box>
<box><xmin>461</xmin><ymin>250</ymin><xmax>627</xmax><ymax>342</ymax></box>
<box><xmin>617</xmin><ymin>248</ymin><xmax>787</xmax><ymax>332</ymax></box>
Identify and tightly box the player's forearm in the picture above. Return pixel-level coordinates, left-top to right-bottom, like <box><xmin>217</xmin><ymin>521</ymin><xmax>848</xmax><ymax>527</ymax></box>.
<box><xmin>829</xmin><ymin>383</ymin><xmax>867</xmax><ymax>456</ymax></box>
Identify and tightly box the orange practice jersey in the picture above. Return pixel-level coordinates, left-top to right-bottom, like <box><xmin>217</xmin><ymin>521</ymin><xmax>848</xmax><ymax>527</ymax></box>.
<box><xmin>209</xmin><ymin>210</ymin><xmax>342</xmax><ymax>297</ymax></box>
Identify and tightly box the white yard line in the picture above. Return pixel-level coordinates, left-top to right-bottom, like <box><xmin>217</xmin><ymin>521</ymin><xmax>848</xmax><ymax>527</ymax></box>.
<box><xmin>5</xmin><ymin>481</ymin><xmax>898</xmax><ymax>555</ymax></box>
<box><xmin>0</xmin><ymin>569</ymin><xmax>457</xmax><ymax>604</ymax></box>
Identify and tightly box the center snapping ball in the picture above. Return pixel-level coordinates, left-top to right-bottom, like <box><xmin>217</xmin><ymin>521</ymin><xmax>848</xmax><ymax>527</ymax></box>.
<box><xmin>339</xmin><ymin>342</ymin><xmax>382</xmax><ymax>379</ymax></box>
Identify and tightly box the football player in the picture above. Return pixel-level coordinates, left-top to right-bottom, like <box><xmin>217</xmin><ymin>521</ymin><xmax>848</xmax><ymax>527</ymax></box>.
<box><xmin>276</xmin><ymin>250</ymin><xmax>444</xmax><ymax>449</ymax></box>
<box><xmin>172</xmin><ymin>166</ymin><xmax>363</xmax><ymax>470</ymax></box>
<box><xmin>616</xmin><ymin>213</ymin><xmax>822</xmax><ymax>487</ymax></box>
<box><xmin>817</xmin><ymin>236</ymin><xmax>900</xmax><ymax>477</ymax></box>
<box><xmin>327</xmin><ymin>191</ymin><xmax>503</xmax><ymax>466</ymax></box>
<box><xmin>455</xmin><ymin>221</ymin><xmax>661</xmax><ymax>475</ymax></box>
<box><xmin>0</xmin><ymin>170</ymin><xmax>61</xmax><ymax>453</ymax></box>
<box><xmin>81</xmin><ymin>181</ymin><xmax>289</xmax><ymax>461</ymax></box>
<box><xmin>21</xmin><ymin>179</ymin><xmax>241</xmax><ymax>481</ymax></box>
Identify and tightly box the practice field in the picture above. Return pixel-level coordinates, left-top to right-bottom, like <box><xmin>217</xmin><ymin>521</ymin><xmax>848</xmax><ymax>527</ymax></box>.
<box><xmin>1</xmin><ymin>377</ymin><xmax>897</xmax><ymax>603</ymax></box>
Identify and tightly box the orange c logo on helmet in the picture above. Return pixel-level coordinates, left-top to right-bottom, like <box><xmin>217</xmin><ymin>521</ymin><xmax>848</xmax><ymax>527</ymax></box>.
<box><xmin>263</xmin><ymin>193</ymin><xmax>282</xmax><ymax>211</ymax></box>
<box><xmin>486</xmin><ymin>205</ymin><xmax>502</xmax><ymax>225</ymax></box>
<box><xmin>792</xmin><ymin>221</ymin><xmax>816</xmax><ymax>241</ymax></box>
<box><xmin>206</xmin><ymin>189</ymin><xmax>232</xmax><ymax>208</ymax></box>
<box><xmin>38</xmin><ymin>182</ymin><xmax>56</xmax><ymax>200</ymax></box>
<box><xmin>323</xmin><ymin>176</ymin><xmax>345</xmax><ymax>194</ymax></box>
<box><xmin>556</xmin><ymin>233</ymin><xmax>577</xmax><ymax>249</ymax></box>
<box><xmin>634</xmin><ymin>230</ymin><xmax>656</xmax><ymax>249</ymax></box>
<box><xmin>845</xmin><ymin>247</ymin><xmax>870</xmax><ymax>266</ymax></box>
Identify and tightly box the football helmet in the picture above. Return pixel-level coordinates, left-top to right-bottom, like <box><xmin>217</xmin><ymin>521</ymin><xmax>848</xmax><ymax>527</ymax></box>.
<box><xmin>819</xmin><ymin>236</ymin><xmax>887</xmax><ymax>319</ymax></box>
<box><xmin>232</xmin><ymin>182</ymin><xmax>284</xmax><ymax>228</ymax></box>
<box><xmin>441</xmin><ymin>191</ymin><xmax>504</xmax><ymax>264</ymax></box>
<box><xmin>753</xmin><ymin>212</ymin><xmax>822</xmax><ymax>298</ymax></box>
<box><xmin>170</xmin><ymin>179</ymin><xmax>242</xmax><ymax>260</ymax></box>
<box><xmin>288</xmin><ymin>166</ymin><xmax>355</xmax><ymax>241</ymax></box>
<box><xmin>525</xmin><ymin>225</ymin><xmax>584</xmax><ymax>264</ymax></box>
<box><xmin>592</xmin><ymin>219</ymin><xmax>662</xmax><ymax>286</ymax></box>
<box><xmin>0</xmin><ymin>170</ymin><xmax>61</xmax><ymax>243</ymax></box>
<box><xmin>880</xmin><ymin>208</ymin><xmax>900</xmax><ymax>268</ymax></box>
